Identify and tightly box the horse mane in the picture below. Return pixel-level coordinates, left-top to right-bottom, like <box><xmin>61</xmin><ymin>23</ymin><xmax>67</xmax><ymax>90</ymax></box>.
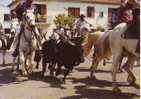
<box><xmin>82</xmin><ymin>31</ymin><xmax>104</xmax><ymax>56</ymax></box>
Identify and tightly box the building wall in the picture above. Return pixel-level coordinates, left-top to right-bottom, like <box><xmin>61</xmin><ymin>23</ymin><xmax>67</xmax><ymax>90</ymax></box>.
<box><xmin>0</xmin><ymin>5</ymin><xmax>11</xmax><ymax>30</ymax></box>
<box><xmin>46</xmin><ymin>1</ymin><xmax>119</xmax><ymax>30</ymax></box>
<box><xmin>9</xmin><ymin>0</ymin><xmax>120</xmax><ymax>32</ymax></box>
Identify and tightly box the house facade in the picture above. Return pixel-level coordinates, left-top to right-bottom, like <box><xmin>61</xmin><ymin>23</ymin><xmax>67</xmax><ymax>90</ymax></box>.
<box><xmin>9</xmin><ymin>0</ymin><xmax>120</xmax><ymax>32</ymax></box>
<box><xmin>0</xmin><ymin>5</ymin><xmax>11</xmax><ymax>33</ymax></box>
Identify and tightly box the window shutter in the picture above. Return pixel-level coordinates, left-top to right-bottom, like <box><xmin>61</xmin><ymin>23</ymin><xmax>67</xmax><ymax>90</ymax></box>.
<box><xmin>68</xmin><ymin>8</ymin><xmax>80</xmax><ymax>17</ymax></box>
<box><xmin>68</xmin><ymin>8</ymin><xmax>73</xmax><ymax>15</ymax></box>
<box><xmin>87</xmin><ymin>6</ymin><xmax>95</xmax><ymax>17</ymax></box>
<box><xmin>41</xmin><ymin>5</ymin><xmax>46</xmax><ymax>15</ymax></box>
<box><xmin>108</xmin><ymin>8</ymin><xmax>112</xmax><ymax>17</ymax></box>
<box><xmin>75</xmin><ymin>8</ymin><xmax>80</xmax><ymax>17</ymax></box>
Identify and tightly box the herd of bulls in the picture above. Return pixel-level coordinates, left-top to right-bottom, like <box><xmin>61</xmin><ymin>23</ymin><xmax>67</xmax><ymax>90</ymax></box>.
<box><xmin>32</xmin><ymin>36</ymin><xmax>84</xmax><ymax>83</ymax></box>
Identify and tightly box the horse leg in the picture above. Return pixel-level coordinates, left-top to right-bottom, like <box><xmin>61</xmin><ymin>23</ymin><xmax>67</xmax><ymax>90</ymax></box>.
<box><xmin>16</xmin><ymin>54</ymin><xmax>20</xmax><ymax>72</ymax></box>
<box><xmin>36</xmin><ymin>61</ymin><xmax>39</xmax><ymax>69</ymax></box>
<box><xmin>111</xmin><ymin>53</ymin><xmax>122</xmax><ymax>93</ymax></box>
<box><xmin>55</xmin><ymin>64</ymin><xmax>62</xmax><ymax>77</ymax></box>
<box><xmin>21</xmin><ymin>52</ymin><xmax>28</xmax><ymax>76</ymax></box>
<box><xmin>12</xmin><ymin>57</ymin><xmax>16</xmax><ymax>72</ymax></box>
<box><xmin>42</xmin><ymin>59</ymin><xmax>47</xmax><ymax>76</ymax></box>
<box><xmin>117</xmin><ymin>55</ymin><xmax>124</xmax><ymax>73</ymax></box>
<box><xmin>49</xmin><ymin>61</ymin><xmax>56</xmax><ymax>76</ymax></box>
<box><xmin>12</xmin><ymin>57</ymin><xmax>19</xmax><ymax>74</ymax></box>
<box><xmin>35</xmin><ymin>50</ymin><xmax>41</xmax><ymax>69</ymax></box>
<box><xmin>2</xmin><ymin>50</ymin><xmax>6</xmax><ymax>65</ymax></box>
<box><xmin>123</xmin><ymin>57</ymin><xmax>137</xmax><ymax>86</ymax></box>
<box><xmin>103</xmin><ymin>59</ymin><xmax>106</xmax><ymax>66</ymax></box>
<box><xmin>62</xmin><ymin>67</ymin><xmax>71</xmax><ymax>84</ymax></box>
<box><xmin>27</xmin><ymin>52</ymin><xmax>34</xmax><ymax>74</ymax></box>
<box><xmin>90</xmin><ymin>52</ymin><xmax>101</xmax><ymax>78</ymax></box>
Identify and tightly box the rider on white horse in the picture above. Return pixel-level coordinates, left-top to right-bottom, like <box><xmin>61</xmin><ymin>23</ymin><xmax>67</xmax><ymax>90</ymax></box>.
<box><xmin>73</xmin><ymin>14</ymin><xmax>92</xmax><ymax>37</ymax></box>
<box><xmin>10</xmin><ymin>11</ymin><xmax>20</xmax><ymax>53</ymax></box>
<box><xmin>116</xmin><ymin>0</ymin><xmax>140</xmax><ymax>53</ymax></box>
<box><xmin>11</xmin><ymin>0</ymin><xmax>42</xmax><ymax>57</ymax></box>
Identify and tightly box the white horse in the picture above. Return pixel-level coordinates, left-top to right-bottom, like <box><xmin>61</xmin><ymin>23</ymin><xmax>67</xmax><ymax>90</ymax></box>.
<box><xmin>90</xmin><ymin>31</ymin><xmax>111</xmax><ymax>77</ymax></box>
<box><xmin>11</xmin><ymin>9</ymin><xmax>39</xmax><ymax>76</ymax></box>
<box><xmin>109</xmin><ymin>23</ymin><xmax>139</xmax><ymax>92</ymax></box>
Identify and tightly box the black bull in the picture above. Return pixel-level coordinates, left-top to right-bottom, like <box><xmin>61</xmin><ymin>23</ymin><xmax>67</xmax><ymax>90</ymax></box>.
<box><xmin>34</xmin><ymin>37</ymin><xmax>84</xmax><ymax>82</ymax></box>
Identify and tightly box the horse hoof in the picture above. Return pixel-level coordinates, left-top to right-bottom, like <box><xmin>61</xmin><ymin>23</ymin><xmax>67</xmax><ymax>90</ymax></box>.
<box><xmin>117</xmin><ymin>69</ymin><xmax>123</xmax><ymax>73</ymax></box>
<box><xmin>103</xmin><ymin>61</ymin><xmax>106</xmax><ymax>66</ymax></box>
<box><xmin>41</xmin><ymin>72</ymin><xmax>45</xmax><ymax>77</ymax></box>
<box><xmin>61</xmin><ymin>79</ymin><xmax>66</xmax><ymax>84</ymax></box>
<box><xmin>55</xmin><ymin>72</ymin><xmax>60</xmax><ymax>77</ymax></box>
<box><xmin>50</xmin><ymin>72</ymin><xmax>54</xmax><ymax>77</ymax></box>
<box><xmin>127</xmin><ymin>75</ymin><xmax>136</xmax><ymax>85</ymax></box>
<box><xmin>90</xmin><ymin>73</ymin><xmax>96</xmax><ymax>79</ymax></box>
<box><xmin>16</xmin><ymin>75</ymin><xmax>28</xmax><ymax>82</ymax></box>
<box><xmin>12</xmin><ymin>71</ymin><xmax>19</xmax><ymax>75</ymax></box>
<box><xmin>113</xmin><ymin>87</ymin><xmax>121</xmax><ymax>93</ymax></box>
<box><xmin>132</xmin><ymin>83</ymin><xmax>140</xmax><ymax>89</ymax></box>
<box><xmin>130</xmin><ymin>80</ymin><xmax>140</xmax><ymax>89</ymax></box>
<box><xmin>26</xmin><ymin>65</ymin><xmax>33</xmax><ymax>74</ymax></box>
<box><xmin>22</xmin><ymin>72</ymin><xmax>28</xmax><ymax>76</ymax></box>
<box><xmin>11</xmin><ymin>69</ymin><xmax>14</xmax><ymax>72</ymax></box>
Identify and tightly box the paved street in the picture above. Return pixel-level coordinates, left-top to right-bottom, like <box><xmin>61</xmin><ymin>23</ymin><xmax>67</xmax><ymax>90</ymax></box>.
<box><xmin>0</xmin><ymin>52</ymin><xmax>139</xmax><ymax>99</ymax></box>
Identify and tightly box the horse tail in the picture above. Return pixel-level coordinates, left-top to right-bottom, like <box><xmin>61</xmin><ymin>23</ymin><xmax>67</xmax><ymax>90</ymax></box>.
<box><xmin>93</xmin><ymin>45</ymin><xmax>98</xmax><ymax>61</ymax></box>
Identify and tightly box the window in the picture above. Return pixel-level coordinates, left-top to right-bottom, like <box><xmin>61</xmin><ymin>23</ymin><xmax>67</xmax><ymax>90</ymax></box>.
<box><xmin>108</xmin><ymin>8</ymin><xmax>118</xmax><ymax>28</ymax></box>
<box><xmin>99</xmin><ymin>12</ymin><xmax>104</xmax><ymax>18</ymax></box>
<box><xmin>4</xmin><ymin>14</ymin><xmax>11</xmax><ymax>21</ymax></box>
<box><xmin>87</xmin><ymin>6</ymin><xmax>95</xmax><ymax>17</ymax></box>
<box><xmin>35</xmin><ymin>4</ymin><xmax>47</xmax><ymax>15</ymax></box>
<box><xmin>108</xmin><ymin>8</ymin><xmax>113</xmax><ymax>18</ymax></box>
<box><xmin>34</xmin><ymin>4</ymin><xmax>47</xmax><ymax>22</ymax></box>
<box><xmin>68</xmin><ymin>7</ymin><xmax>80</xmax><ymax>17</ymax></box>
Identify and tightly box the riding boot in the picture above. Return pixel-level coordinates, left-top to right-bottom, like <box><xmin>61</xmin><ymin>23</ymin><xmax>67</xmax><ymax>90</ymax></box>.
<box><xmin>12</xmin><ymin>41</ymin><xmax>19</xmax><ymax>57</ymax></box>
<box><xmin>12</xmin><ymin>47</ymin><xmax>19</xmax><ymax>57</ymax></box>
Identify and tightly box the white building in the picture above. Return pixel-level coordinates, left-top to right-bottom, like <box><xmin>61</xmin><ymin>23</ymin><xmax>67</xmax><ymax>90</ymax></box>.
<box><xmin>0</xmin><ymin>5</ymin><xmax>11</xmax><ymax>33</ymax></box>
<box><xmin>9</xmin><ymin>0</ymin><xmax>120</xmax><ymax>32</ymax></box>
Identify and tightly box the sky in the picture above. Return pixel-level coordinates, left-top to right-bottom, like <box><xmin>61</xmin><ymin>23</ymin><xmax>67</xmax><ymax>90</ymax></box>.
<box><xmin>0</xmin><ymin>0</ymin><xmax>12</xmax><ymax>6</ymax></box>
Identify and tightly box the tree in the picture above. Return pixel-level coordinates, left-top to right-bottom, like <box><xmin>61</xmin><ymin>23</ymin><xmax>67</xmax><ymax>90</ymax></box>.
<box><xmin>54</xmin><ymin>13</ymin><xmax>75</xmax><ymax>29</ymax></box>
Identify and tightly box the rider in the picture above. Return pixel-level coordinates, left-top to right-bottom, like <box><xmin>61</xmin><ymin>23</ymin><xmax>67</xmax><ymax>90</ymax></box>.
<box><xmin>74</xmin><ymin>14</ymin><xmax>92</xmax><ymax>37</ymax></box>
<box><xmin>117</xmin><ymin>0</ymin><xmax>140</xmax><ymax>53</ymax></box>
<box><xmin>12</xmin><ymin>0</ymin><xmax>42</xmax><ymax>57</ymax></box>
<box><xmin>25</xmin><ymin>0</ymin><xmax>42</xmax><ymax>50</ymax></box>
<box><xmin>0</xmin><ymin>23</ymin><xmax>6</xmax><ymax>48</ymax></box>
<box><xmin>10</xmin><ymin>9</ymin><xmax>22</xmax><ymax>57</ymax></box>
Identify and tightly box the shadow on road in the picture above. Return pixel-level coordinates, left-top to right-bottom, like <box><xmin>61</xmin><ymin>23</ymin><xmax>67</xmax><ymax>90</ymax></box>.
<box><xmin>61</xmin><ymin>76</ymin><xmax>139</xmax><ymax>99</ymax></box>
<box><xmin>70</xmin><ymin>77</ymin><xmax>131</xmax><ymax>88</ymax></box>
<box><xmin>75</xmin><ymin>67</ymin><xmax>111</xmax><ymax>73</ymax></box>
<box><xmin>61</xmin><ymin>85</ymin><xmax>139</xmax><ymax>99</ymax></box>
<box><xmin>0</xmin><ymin>68</ymin><xmax>16</xmax><ymax>85</ymax></box>
<box><xmin>28</xmin><ymin>71</ymin><xmax>66</xmax><ymax>89</ymax></box>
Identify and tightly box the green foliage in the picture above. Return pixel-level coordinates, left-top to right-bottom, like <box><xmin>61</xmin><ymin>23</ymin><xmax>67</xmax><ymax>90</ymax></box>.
<box><xmin>54</xmin><ymin>13</ymin><xmax>75</xmax><ymax>29</ymax></box>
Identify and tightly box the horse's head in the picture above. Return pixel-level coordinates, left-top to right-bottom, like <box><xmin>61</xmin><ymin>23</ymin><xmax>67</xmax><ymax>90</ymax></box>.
<box><xmin>24</xmin><ymin>9</ymin><xmax>35</xmax><ymax>27</ymax></box>
<box><xmin>10</xmin><ymin>18</ymin><xmax>20</xmax><ymax>35</ymax></box>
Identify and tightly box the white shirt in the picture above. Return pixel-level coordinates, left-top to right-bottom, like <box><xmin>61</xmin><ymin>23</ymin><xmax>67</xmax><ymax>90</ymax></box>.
<box><xmin>74</xmin><ymin>19</ymin><xmax>88</xmax><ymax>29</ymax></box>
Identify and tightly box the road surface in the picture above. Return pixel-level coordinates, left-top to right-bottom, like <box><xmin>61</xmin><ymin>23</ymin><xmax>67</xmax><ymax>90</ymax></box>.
<box><xmin>0</xmin><ymin>52</ymin><xmax>139</xmax><ymax>99</ymax></box>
